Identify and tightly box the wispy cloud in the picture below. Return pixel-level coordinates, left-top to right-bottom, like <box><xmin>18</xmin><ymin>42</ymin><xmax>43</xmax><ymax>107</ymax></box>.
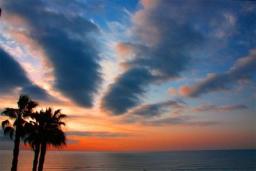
<box><xmin>66</xmin><ymin>131</ymin><xmax>130</xmax><ymax>138</ymax></box>
<box><xmin>120</xmin><ymin>114</ymin><xmax>220</xmax><ymax>127</ymax></box>
<box><xmin>117</xmin><ymin>99</ymin><xmax>220</xmax><ymax>127</ymax></box>
<box><xmin>129</xmin><ymin>100</ymin><xmax>185</xmax><ymax>117</ymax></box>
<box><xmin>182</xmin><ymin>49</ymin><xmax>256</xmax><ymax>97</ymax></box>
<box><xmin>193</xmin><ymin>104</ymin><xmax>248</xmax><ymax>113</ymax></box>
<box><xmin>143</xmin><ymin>116</ymin><xmax>220</xmax><ymax>127</ymax></box>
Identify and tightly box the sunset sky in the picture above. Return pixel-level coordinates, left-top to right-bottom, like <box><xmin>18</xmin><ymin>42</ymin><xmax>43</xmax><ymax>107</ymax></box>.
<box><xmin>0</xmin><ymin>0</ymin><xmax>255</xmax><ymax>152</ymax></box>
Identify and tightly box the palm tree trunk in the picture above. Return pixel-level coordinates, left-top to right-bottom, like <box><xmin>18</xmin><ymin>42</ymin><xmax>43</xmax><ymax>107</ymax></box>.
<box><xmin>32</xmin><ymin>144</ymin><xmax>40</xmax><ymax>171</ymax></box>
<box><xmin>11</xmin><ymin>131</ymin><xmax>20</xmax><ymax>171</ymax></box>
<box><xmin>38</xmin><ymin>143</ymin><xmax>47</xmax><ymax>171</ymax></box>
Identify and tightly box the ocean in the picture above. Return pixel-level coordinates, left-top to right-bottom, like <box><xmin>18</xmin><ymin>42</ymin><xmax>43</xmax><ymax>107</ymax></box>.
<box><xmin>0</xmin><ymin>150</ymin><xmax>255</xmax><ymax>171</ymax></box>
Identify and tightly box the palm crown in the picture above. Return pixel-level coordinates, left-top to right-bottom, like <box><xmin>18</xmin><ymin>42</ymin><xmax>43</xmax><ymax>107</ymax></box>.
<box><xmin>25</xmin><ymin>108</ymin><xmax>66</xmax><ymax>147</ymax></box>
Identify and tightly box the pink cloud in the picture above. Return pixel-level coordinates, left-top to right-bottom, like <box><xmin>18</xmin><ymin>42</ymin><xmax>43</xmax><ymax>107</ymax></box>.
<box><xmin>168</xmin><ymin>87</ymin><xmax>177</xmax><ymax>96</ymax></box>
<box><xmin>141</xmin><ymin>0</ymin><xmax>158</xmax><ymax>9</ymax></box>
<box><xmin>115</xmin><ymin>42</ymin><xmax>134</xmax><ymax>58</ymax></box>
<box><xmin>178</xmin><ymin>85</ymin><xmax>192</xmax><ymax>96</ymax></box>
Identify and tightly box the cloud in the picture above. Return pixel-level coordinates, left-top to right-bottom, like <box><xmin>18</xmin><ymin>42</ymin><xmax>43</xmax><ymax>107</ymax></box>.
<box><xmin>115</xmin><ymin>42</ymin><xmax>135</xmax><ymax>60</ymax></box>
<box><xmin>168</xmin><ymin>88</ymin><xmax>177</xmax><ymax>96</ymax></box>
<box><xmin>3</xmin><ymin>0</ymin><xmax>102</xmax><ymax>107</ymax></box>
<box><xmin>184</xmin><ymin>49</ymin><xmax>256</xmax><ymax>97</ymax></box>
<box><xmin>117</xmin><ymin>99</ymin><xmax>221</xmax><ymax>126</ymax></box>
<box><xmin>193</xmin><ymin>104</ymin><xmax>248</xmax><ymax>113</ymax></box>
<box><xmin>21</xmin><ymin>84</ymin><xmax>53</xmax><ymax>101</ymax></box>
<box><xmin>102</xmin><ymin>0</ymin><xmax>204</xmax><ymax>114</ymax></box>
<box><xmin>144</xmin><ymin>116</ymin><xmax>220</xmax><ymax>127</ymax></box>
<box><xmin>102</xmin><ymin>67</ymin><xmax>153</xmax><ymax>114</ymax></box>
<box><xmin>0</xmin><ymin>48</ymin><xmax>30</xmax><ymax>92</ymax></box>
<box><xmin>120</xmin><ymin>114</ymin><xmax>219</xmax><ymax>127</ymax></box>
<box><xmin>66</xmin><ymin>131</ymin><xmax>130</xmax><ymax>138</ymax></box>
<box><xmin>66</xmin><ymin>138</ymin><xmax>80</xmax><ymax>145</ymax></box>
<box><xmin>0</xmin><ymin>47</ymin><xmax>52</xmax><ymax>101</ymax></box>
<box><xmin>129</xmin><ymin>100</ymin><xmax>185</xmax><ymax>117</ymax></box>
<box><xmin>179</xmin><ymin>86</ymin><xmax>192</xmax><ymax>96</ymax></box>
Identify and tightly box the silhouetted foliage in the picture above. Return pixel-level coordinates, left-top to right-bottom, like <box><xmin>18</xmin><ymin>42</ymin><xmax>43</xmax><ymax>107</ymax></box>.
<box><xmin>25</xmin><ymin>108</ymin><xmax>66</xmax><ymax>171</ymax></box>
<box><xmin>1</xmin><ymin>95</ymin><xmax>66</xmax><ymax>171</ymax></box>
<box><xmin>1</xmin><ymin>95</ymin><xmax>38</xmax><ymax>171</ymax></box>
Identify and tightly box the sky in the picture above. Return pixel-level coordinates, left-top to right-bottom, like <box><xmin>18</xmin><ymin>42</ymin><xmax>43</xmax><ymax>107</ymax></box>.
<box><xmin>0</xmin><ymin>0</ymin><xmax>255</xmax><ymax>152</ymax></box>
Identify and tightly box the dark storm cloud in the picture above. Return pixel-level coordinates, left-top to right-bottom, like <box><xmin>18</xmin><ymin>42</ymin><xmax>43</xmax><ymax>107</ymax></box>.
<box><xmin>102</xmin><ymin>0</ymin><xmax>204</xmax><ymax>115</ymax></box>
<box><xmin>187</xmin><ymin>49</ymin><xmax>256</xmax><ymax>97</ymax></box>
<box><xmin>0</xmin><ymin>48</ymin><xmax>51</xmax><ymax>100</ymax></box>
<box><xmin>66</xmin><ymin>131</ymin><xmax>130</xmax><ymax>138</ymax></box>
<box><xmin>3</xmin><ymin>0</ymin><xmax>102</xmax><ymax>107</ymax></box>
<box><xmin>129</xmin><ymin>100</ymin><xmax>185</xmax><ymax>117</ymax></box>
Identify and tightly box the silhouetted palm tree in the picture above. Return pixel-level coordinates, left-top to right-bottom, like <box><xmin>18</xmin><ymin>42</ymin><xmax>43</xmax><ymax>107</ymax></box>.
<box><xmin>27</xmin><ymin>108</ymin><xmax>66</xmax><ymax>171</ymax></box>
<box><xmin>24</xmin><ymin>120</ymin><xmax>41</xmax><ymax>171</ymax></box>
<box><xmin>1</xmin><ymin>95</ymin><xmax>38</xmax><ymax>171</ymax></box>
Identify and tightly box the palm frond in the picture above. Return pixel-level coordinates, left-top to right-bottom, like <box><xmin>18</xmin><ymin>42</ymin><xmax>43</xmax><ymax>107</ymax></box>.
<box><xmin>24</xmin><ymin>107</ymin><xmax>67</xmax><ymax>150</ymax></box>
<box><xmin>49</xmin><ymin>129</ymin><xmax>66</xmax><ymax>147</ymax></box>
<box><xmin>57</xmin><ymin>121</ymin><xmax>66</xmax><ymax>126</ymax></box>
<box><xmin>3</xmin><ymin>126</ymin><xmax>15</xmax><ymax>139</ymax></box>
<box><xmin>1</xmin><ymin>108</ymin><xmax>18</xmax><ymax>118</ymax></box>
<box><xmin>27</xmin><ymin>100</ymin><xmax>38</xmax><ymax>110</ymax></box>
<box><xmin>28</xmin><ymin>111</ymin><xmax>39</xmax><ymax>120</ymax></box>
<box><xmin>13</xmin><ymin>118</ymin><xmax>26</xmax><ymax>127</ymax></box>
<box><xmin>56</xmin><ymin>114</ymin><xmax>67</xmax><ymax>120</ymax></box>
<box><xmin>2</xmin><ymin>119</ymin><xmax>11</xmax><ymax>128</ymax></box>
<box><xmin>53</xmin><ymin>109</ymin><xmax>61</xmax><ymax>118</ymax></box>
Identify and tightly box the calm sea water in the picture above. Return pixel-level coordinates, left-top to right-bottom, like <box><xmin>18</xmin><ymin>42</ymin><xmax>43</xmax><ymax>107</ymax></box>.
<box><xmin>0</xmin><ymin>150</ymin><xmax>255</xmax><ymax>171</ymax></box>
